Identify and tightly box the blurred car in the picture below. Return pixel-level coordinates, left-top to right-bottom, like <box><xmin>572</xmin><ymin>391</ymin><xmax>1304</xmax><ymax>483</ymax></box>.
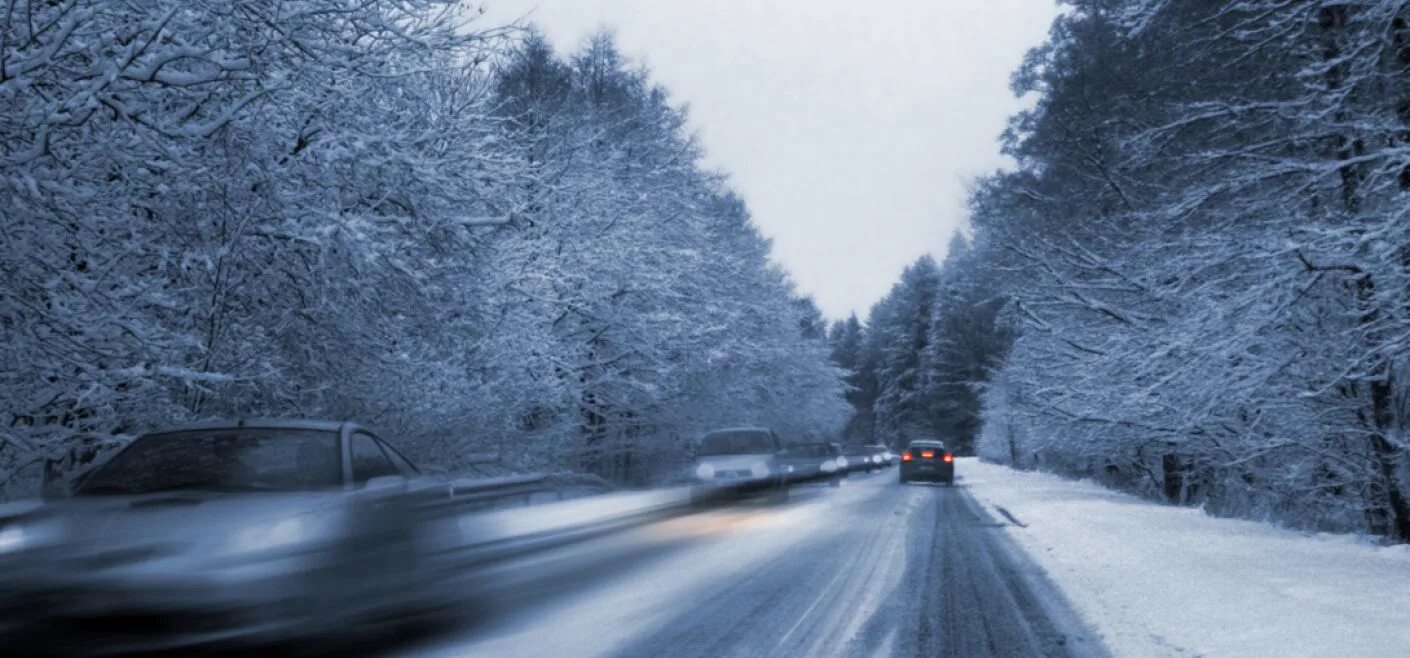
<box><xmin>0</xmin><ymin>419</ymin><xmax>460</xmax><ymax>654</ymax></box>
<box><xmin>780</xmin><ymin>442</ymin><xmax>845</xmax><ymax>487</ymax></box>
<box><xmin>864</xmin><ymin>444</ymin><xmax>894</xmax><ymax>468</ymax></box>
<box><xmin>898</xmin><ymin>440</ymin><xmax>954</xmax><ymax>485</ymax></box>
<box><xmin>689</xmin><ymin>427</ymin><xmax>789</xmax><ymax>503</ymax></box>
<box><xmin>841</xmin><ymin>445</ymin><xmax>883</xmax><ymax>473</ymax></box>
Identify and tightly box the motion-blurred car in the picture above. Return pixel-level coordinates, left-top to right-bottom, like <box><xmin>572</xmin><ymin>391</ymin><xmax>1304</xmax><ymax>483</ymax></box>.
<box><xmin>898</xmin><ymin>440</ymin><xmax>954</xmax><ymax>484</ymax></box>
<box><xmin>0</xmin><ymin>419</ymin><xmax>461</xmax><ymax>654</ymax></box>
<box><xmin>780</xmin><ymin>443</ymin><xmax>845</xmax><ymax>487</ymax></box>
<box><xmin>690</xmin><ymin>427</ymin><xmax>789</xmax><ymax>502</ymax></box>
<box><xmin>841</xmin><ymin>445</ymin><xmax>883</xmax><ymax>474</ymax></box>
<box><xmin>864</xmin><ymin>444</ymin><xmax>895</xmax><ymax>468</ymax></box>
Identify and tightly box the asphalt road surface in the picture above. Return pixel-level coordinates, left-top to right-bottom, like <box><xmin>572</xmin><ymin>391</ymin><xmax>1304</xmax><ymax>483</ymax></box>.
<box><xmin>411</xmin><ymin>472</ymin><xmax>1106</xmax><ymax>658</ymax></box>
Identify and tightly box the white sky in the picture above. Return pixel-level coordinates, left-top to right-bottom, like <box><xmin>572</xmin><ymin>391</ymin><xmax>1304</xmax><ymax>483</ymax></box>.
<box><xmin>479</xmin><ymin>0</ymin><xmax>1060</xmax><ymax>319</ymax></box>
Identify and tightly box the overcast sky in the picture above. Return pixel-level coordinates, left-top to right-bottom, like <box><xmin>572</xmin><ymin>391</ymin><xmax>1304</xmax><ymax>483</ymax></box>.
<box><xmin>480</xmin><ymin>0</ymin><xmax>1060</xmax><ymax>319</ymax></box>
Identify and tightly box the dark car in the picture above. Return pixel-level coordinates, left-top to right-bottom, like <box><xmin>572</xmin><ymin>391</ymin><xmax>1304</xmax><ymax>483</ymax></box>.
<box><xmin>842</xmin><ymin>445</ymin><xmax>883</xmax><ymax>474</ymax></box>
<box><xmin>0</xmin><ymin>419</ymin><xmax>463</xmax><ymax>654</ymax></box>
<box><xmin>690</xmin><ymin>427</ymin><xmax>790</xmax><ymax>502</ymax></box>
<box><xmin>864</xmin><ymin>444</ymin><xmax>894</xmax><ymax>468</ymax></box>
<box><xmin>781</xmin><ymin>442</ymin><xmax>845</xmax><ymax>487</ymax></box>
<box><xmin>899</xmin><ymin>440</ymin><xmax>954</xmax><ymax>484</ymax></box>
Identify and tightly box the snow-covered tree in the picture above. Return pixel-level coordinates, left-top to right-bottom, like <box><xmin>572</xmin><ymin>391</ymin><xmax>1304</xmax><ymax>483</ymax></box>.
<box><xmin>968</xmin><ymin>0</ymin><xmax>1410</xmax><ymax>541</ymax></box>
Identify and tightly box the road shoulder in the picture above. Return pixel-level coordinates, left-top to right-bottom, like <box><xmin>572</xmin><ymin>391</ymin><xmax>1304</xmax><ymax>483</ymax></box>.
<box><xmin>960</xmin><ymin>458</ymin><xmax>1410</xmax><ymax>657</ymax></box>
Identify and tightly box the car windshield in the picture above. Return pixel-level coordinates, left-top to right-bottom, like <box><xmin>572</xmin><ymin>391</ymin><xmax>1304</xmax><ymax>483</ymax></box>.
<box><xmin>698</xmin><ymin>431</ymin><xmax>775</xmax><ymax>456</ymax></box>
<box><xmin>76</xmin><ymin>429</ymin><xmax>342</xmax><ymax>495</ymax></box>
<box><xmin>788</xmin><ymin>444</ymin><xmax>825</xmax><ymax>458</ymax></box>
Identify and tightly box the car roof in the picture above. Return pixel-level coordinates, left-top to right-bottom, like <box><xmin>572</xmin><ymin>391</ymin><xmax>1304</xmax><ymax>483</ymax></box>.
<box><xmin>907</xmin><ymin>440</ymin><xmax>945</xmax><ymax>448</ymax></box>
<box><xmin>142</xmin><ymin>418</ymin><xmax>361</xmax><ymax>436</ymax></box>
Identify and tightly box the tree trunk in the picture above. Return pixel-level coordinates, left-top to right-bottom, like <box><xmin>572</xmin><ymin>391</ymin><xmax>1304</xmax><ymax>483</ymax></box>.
<box><xmin>1368</xmin><ymin>364</ymin><xmax>1410</xmax><ymax>540</ymax></box>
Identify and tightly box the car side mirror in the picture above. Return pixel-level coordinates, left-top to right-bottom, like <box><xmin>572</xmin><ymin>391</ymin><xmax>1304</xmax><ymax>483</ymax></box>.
<box><xmin>41</xmin><ymin>477</ymin><xmax>72</xmax><ymax>501</ymax></box>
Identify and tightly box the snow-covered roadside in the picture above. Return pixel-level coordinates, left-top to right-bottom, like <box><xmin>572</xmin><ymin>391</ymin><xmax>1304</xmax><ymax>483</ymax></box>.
<box><xmin>959</xmin><ymin>458</ymin><xmax>1410</xmax><ymax>657</ymax></box>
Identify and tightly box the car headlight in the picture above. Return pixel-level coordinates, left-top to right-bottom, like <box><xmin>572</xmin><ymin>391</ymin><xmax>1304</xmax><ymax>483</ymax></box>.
<box><xmin>750</xmin><ymin>462</ymin><xmax>771</xmax><ymax>479</ymax></box>
<box><xmin>820</xmin><ymin>459</ymin><xmax>838</xmax><ymax>473</ymax></box>
<box><xmin>695</xmin><ymin>463</ymin><xmax>716</xmax><ymax>480</ymax></box>
<box><xmin>0</xmin><ymin>525</ymin><xmax>28</xmax><ymax>554</ymax></box>
<box><xmin>837</xmin><ymin>457</ymin><xmax>848</xmax><ymax>468</ymax></box>
<box><xmin>0</xmin><ymin>518</ymin><xmax>59</xmax><ymax>555</ymax></box>
<box><xmin>232</xmin><ymin>516</ymin><xmax>315</xmax><ymax>554</ymax></box>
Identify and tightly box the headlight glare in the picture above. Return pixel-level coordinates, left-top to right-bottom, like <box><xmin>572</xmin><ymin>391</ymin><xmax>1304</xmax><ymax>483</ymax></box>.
<box><xmin>695</xmin><ymin>463</ymin><xmax>716</xmax><ymax>479</ymax></box>
<box><xmin>0</xmin><ymin>525</ymin><xmax>28</xmax><ymax>553</ymax></box>
<box><xmin>233</xmin><ymin>516</ymin><xmax>313</xmax><ymax>554</ymax></box>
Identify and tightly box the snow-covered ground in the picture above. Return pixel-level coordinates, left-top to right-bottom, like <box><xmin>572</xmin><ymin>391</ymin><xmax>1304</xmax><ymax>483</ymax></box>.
<box><xmin>961</xmin><ymin>458</ymin><xmax>1410</xmax><ymax>657</ymax></box>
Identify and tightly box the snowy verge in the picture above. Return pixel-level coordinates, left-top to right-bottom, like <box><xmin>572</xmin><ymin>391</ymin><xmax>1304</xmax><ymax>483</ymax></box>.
<box><xmin>959</xmin><ymin>458</ymin><xmax>1410</xmax><ymax>657</ymax></box>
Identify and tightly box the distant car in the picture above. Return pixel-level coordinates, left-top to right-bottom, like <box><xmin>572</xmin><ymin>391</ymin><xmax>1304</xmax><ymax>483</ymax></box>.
<box><xmin>690</xmin><ymin>427</ymin><xmax>789</xmax><ymax>502</ymax></box>
<box><xmin>780</xmin><ymin>442</ymin><xmax>845</xmax><ymax>487</ymax></box>
<box><xmin>898</xmin><ymin>440</ymin><xmax>954</xmax><ymax>484</ymax></box>
<box><xmin>864</xmin><ymin>444</ymin><xmax>894</xmax><ymax>468</ymax></box>
<box><xmin>0</xmin><ymin>419</ymin><xmax>461</xmax><ymax>653</ymax></box>
<box><xmin>841</xmin><ymin>445</ymin><xmax>882</xmax><ymax>473</ymax></box>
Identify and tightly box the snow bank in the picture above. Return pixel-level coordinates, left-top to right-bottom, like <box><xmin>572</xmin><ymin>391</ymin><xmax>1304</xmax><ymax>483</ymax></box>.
<box><xmin>960</xmin><ymin>458</ymin><xmax>1410</xmax><ymax>657</ymax></box>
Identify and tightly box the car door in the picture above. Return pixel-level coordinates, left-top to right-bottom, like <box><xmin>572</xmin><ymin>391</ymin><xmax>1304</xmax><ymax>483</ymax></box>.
<box><xmin>346</xmin><ymin>432</ymin><xmax>417</xmax><ymax>598</ymax></box>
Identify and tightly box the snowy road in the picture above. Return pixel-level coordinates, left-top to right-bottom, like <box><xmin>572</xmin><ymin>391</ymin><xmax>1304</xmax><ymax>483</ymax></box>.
<box><xmin>406</xmin><ymin>472</ymin><xmax>1104</xmax><ymax>658</ymax></box>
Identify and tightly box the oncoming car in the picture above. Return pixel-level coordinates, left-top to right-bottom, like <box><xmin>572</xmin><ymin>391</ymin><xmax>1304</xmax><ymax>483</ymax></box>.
<box><xmin>863</xmin><ymin>444</ymin><xmax>894</xmax><ymax>468</ymax></box>
<box><xmin>690</xmin><ymin>427</ymin><xmax>789</xmax><ymax>503</ymax></box>
<box><xmin>0</xmin><ymin>419</ymin><xmax>461</xmax><ymax>653</ymax></box>
<box><xmin>841</xmin><ymin>445</ymin><xmax>883</xmax><ymax>474</ymax></box>
<box><xmin>898</xmin><ymin>440</ymin><xmax>954</xmax><ymax>485</ymax></box>
<box><xmin>780</xmin><ymin>442</ymin><xmax>845</xmax><ymax>487</ymax></box>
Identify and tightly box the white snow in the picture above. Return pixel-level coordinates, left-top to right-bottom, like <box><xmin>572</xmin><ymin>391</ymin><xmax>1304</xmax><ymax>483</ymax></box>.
<box><xmin>960</xmin><ymin>458</ymin><xmax>1410</xmax><ymax>657</ymax></box>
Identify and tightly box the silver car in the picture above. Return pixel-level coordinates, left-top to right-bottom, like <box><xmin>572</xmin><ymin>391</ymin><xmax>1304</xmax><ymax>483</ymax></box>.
<box><xmin>689</xmin><ymin>427</ymin><xmax>789</xmax><ymax>503</ymax></box>
<box><xmin>0</xmin><ymin>419</ymin><xmax>461</xmax><ymax>654</ymax></box>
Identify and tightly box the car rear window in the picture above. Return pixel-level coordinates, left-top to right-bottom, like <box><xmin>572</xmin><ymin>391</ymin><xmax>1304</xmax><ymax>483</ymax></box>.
<box><xmin>698</xmin><ymin>430</ymin><xmax>775</xmax><ymax>456</ymax></box>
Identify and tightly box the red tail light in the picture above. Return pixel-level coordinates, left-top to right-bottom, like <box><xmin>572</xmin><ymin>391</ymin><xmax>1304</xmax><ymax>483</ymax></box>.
<box><xmin>920</xmin><ymin>450</ymin><xmax>935</xmax><ymax>459</ymax></box>
<box><xmin>943</xmin><ymin>453</ymin><xmax>954</xmax><ymax>463</ymax></box>
<box><xmin>901</xmin><ymin>451</ymin><xmax>913</xmax><ymax>462</ymax></box>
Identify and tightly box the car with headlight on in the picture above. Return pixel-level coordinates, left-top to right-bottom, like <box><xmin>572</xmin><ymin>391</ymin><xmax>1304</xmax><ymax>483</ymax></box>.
<box><xmin>898</xmin><ymin>440</ymin><xmax>955</xmax><ymax>484</ymax></box>
<box><xmin>779</xmin><ymin>442</ymin><xmax>845</xmax><ymax>487</ymax></box>
<box><xmin>0</xmin><ymin>419</ymin><xmax>460</xmax><ymax>654</ymax></box>
<box><xmin>689</xmin><ymin>427</ymin><xmax>789</xmax><ymax>503</ymax></box>
<box><xmin>864</xmin><ymin>444</ymin><xmax>894</xmax><ymax>468</ymax></box>
<box><xmin>841</xmin><ymin>445</ymin><xmax>884</xmax><ymax>474</ymax></box>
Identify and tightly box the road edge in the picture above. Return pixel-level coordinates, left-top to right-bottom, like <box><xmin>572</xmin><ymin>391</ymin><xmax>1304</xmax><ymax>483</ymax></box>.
<box><xmin>958</xmin><ymin>489</ymin><xmax>1112</xmax><ymax>658</ymax></box>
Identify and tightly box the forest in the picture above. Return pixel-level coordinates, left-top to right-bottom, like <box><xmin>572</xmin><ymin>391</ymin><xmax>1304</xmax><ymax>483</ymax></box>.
<box><xmin>842</xmin><ymin>0</ymin><xmax>1410</xmax><ymax>542</ymax></box>
<box><xmin>0</xmin><ymin>0</ymin><xmax>850</xmax><ymax>495</ymax></box>
<box><xmin>6</xmin><ymin>0</ymin><xmax>1410</xmax><ymax>545</ymax></box>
